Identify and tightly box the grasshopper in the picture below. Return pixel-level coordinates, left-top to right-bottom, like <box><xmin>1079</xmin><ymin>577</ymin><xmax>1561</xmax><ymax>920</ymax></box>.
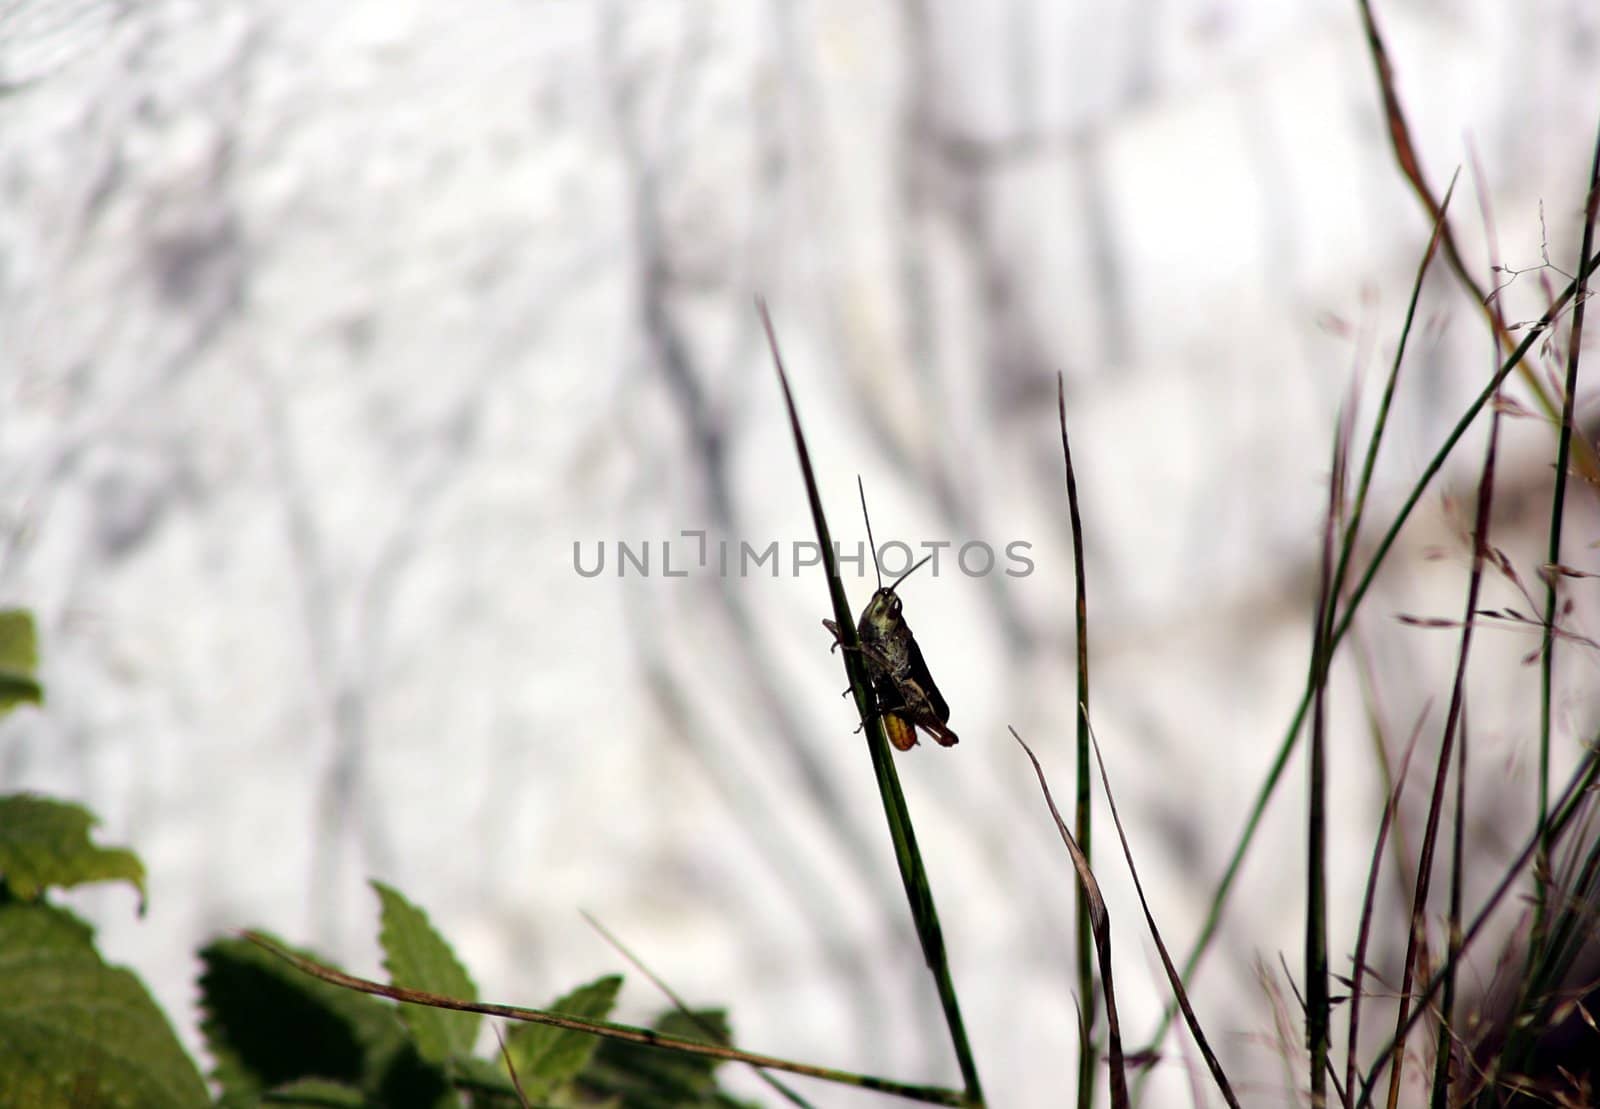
<box><xmin>823</xmin><ymin>482</ymin><xmax>958</xmax><ymax>751</ymax></box>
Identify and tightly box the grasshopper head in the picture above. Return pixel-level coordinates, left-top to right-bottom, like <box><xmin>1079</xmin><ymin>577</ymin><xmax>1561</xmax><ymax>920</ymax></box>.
<box><xmin>857</xmin><ymin>553</ymin><xmax>931</xmax><ymax>643</ymax></box>
<box><xmin>859</xmin><ymin>587</ymin><xmax>905</xmax><ymax>639</ymax></box>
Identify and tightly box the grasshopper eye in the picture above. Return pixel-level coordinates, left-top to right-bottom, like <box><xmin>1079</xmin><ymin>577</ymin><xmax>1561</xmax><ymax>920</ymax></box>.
<box><xmin>890</xmin><ymin>597</ymin><xmax>902</xmax><ymax>614</ymax></box>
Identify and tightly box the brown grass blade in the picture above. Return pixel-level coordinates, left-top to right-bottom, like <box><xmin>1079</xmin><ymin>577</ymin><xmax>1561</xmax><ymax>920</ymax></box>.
<box><xmin>1345</xmin><ymin>707</ymin><xmax>1429</xmax><ymax>1099</ymax></box>
<box><xmin>1085</xmin><ymin>726</ymin><xmax>1241</xmax><ymax>1107</ymax></box>
<box><xmin>1010</xmin><ymin>727</ymin><xmax>1130</xmax><ymax>1109</ymax></box>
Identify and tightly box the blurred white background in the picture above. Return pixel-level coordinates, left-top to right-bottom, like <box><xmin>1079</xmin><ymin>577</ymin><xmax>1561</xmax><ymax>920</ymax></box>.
<box><xmin>4</xmin><ymin>0</ymin><xmax>1600</xmax><ymax>1104</ymax></box>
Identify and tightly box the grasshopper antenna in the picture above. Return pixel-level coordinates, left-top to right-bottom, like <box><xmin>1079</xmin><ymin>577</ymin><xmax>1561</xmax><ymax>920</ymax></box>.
<box><xmin>857</xmin><ymin>475</ymin><xmax>883</xmax><ymax>590</ymax></box>
<box><xmin>887</xmin><ymin>553</ymin><xmax>934</xmax><ymax>593</ymax></box>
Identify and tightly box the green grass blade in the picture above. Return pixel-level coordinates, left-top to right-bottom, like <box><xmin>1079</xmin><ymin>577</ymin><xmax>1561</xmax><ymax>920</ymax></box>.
<box><xmin>1012</xmin><ymin>729</ymin><xmax>1129</xmax><ymax>1109</ymax></box>
<box><xmin>1057</xmin><ymin>376</ymin><xmax>1098</xmax><ymax>1109</ymax></box>
<box><xmin>1086</xmin><ymin>726</ymin><xmax>1241</xmax><ymax>1107</ymax></box>
<box><xmin>758</xmin><ymin>299</ymin><xmax>985</xmax><ymax>1106</ymax></box>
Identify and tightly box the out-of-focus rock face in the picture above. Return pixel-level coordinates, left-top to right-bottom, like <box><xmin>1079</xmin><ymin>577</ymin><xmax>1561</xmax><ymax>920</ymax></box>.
<box><xmin>3</xmin><ymin>2</ymin><xmax>1598</xmax><ymax>1103</ymax></box>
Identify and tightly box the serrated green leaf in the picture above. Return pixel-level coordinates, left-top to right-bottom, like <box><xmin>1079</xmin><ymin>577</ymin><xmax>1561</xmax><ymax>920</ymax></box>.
<box><xmin>199</xmin><ymin>934</ymin><xmax>406</xmax><ymax>1107</ymax></box>
<box><xmin>373</xmin><ymin>880</ymin><xmax>480</xmax><ymax>1064</ymax></box>
<box><xmin>503</xmin><ymin>974</ymin><xmax>622</xmax><ymax>1098</ymax></box>
<box><xmin>0</xmin><ymin>609</ymin><xmax>42</xmax><ymax>716</ymax></box>
<box><xmin>0</xmin><ymin>793</ymin><xmax>145</xmax><ymax>906</ymax></box>
<box><xmin>0</xmin><ymin>898</ymin><xmax>210</xmax><ymax>1109</ymax></box>
<box><xmin>580</xmin><ymin>1008</ymin><xmax>737</xmax><ymax>1109</ymax></box>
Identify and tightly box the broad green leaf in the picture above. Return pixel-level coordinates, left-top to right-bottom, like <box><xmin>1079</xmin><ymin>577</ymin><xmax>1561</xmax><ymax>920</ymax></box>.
<box><xmin>0</xmin><ymin>793</ymin><xmax>145</xmax><ymax>905</ymax></box>
<box><xmin>0</xmin><ymin>609</ymin><xmax>42</xmax><ymax>716</ymax></box>
<box><xmin>0</xmin><ymin>898</ymin><xmax>209</xmax><ymax>1109</ymax></box>
<box><xmin>373</xmin><ymin>880</ymin><xmax>480</xmax><ymax>1064</ymax></box>
<box><xmin>503</xmin><ymin>974</ymin><xmax>622</xmax><ymax>1097</ymax></box>
<box><xmin>199</xmin><ymin>934</ymin><xmax>406</xmax><ymax>1107</ymax></box>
